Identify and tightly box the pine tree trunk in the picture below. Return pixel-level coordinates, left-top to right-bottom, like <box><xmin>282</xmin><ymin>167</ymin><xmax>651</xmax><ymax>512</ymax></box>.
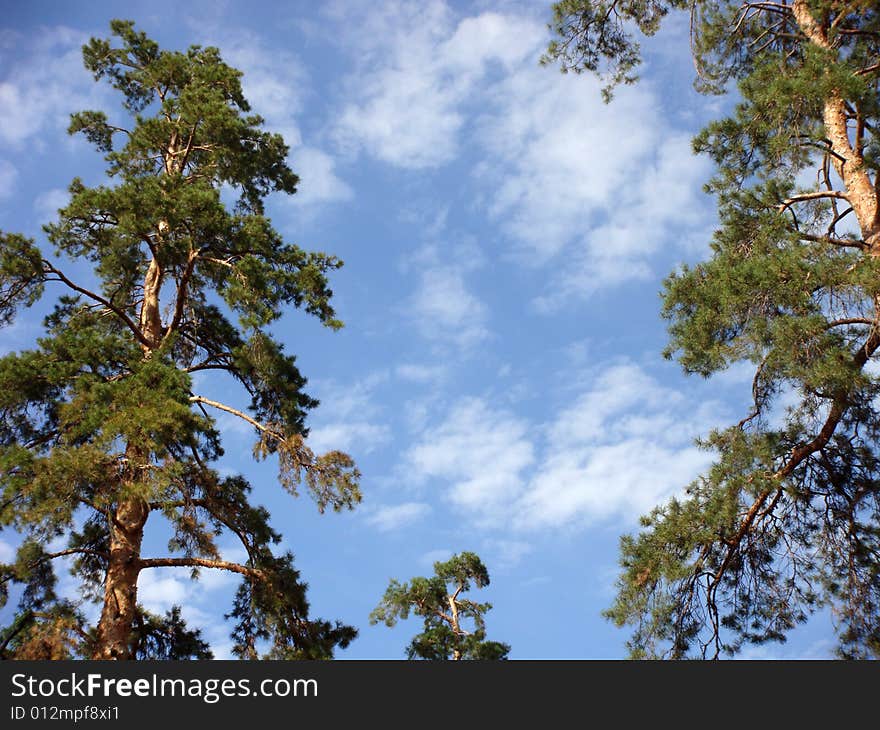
<box><xmin>93</xmin><ymin>231</ymin><xmax>164</xmax><ymax>658</ymax></box>
<box><xmin>140</xmin><ymin>256</ymin><xmax>164</xmax><ymax>352</ymax></box>
<box><xmin>92</xmin><ymin>497</ymin><xmax>149</xmax><ymax>659</ymax></box>
<box><xmin>792</xmin><ymin>0</ymin><xmax>880</xmax><ymax>250</ymax></box>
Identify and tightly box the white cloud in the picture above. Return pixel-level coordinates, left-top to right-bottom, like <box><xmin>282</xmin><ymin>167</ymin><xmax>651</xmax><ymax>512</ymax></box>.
<box><xmin>482</xmin><ymin>538</ymin><xmax>532</xmax><ymax>569</ymax></box>
<box><xmin>137</xmin><ymin>550</ymin><xmax>242</xmax><ymax>616</ymax></box>
<box><xmin>330</xmin><ymin>2</ymin><xmax>711</xmax><ymax>303</ymax></box>
<box><xmin>420</xmin><ymin>548</ymin><xmax>454</xmax><ymax>567</ymax></box>
<box><xmin>335</xmin><ymin>67</ymin><xmax>462</xmax><ymax>169</ymax></box>
<box><xmin>0</xmin><ymin>27</ymin><xmax>100</xmax><ymax>149</ymax></box>
<box><xmin>404</xmin><ymin>396</ymin><xmax>534</xmax><ymax>519</ymax></box>
<box><xmin>404</xmin><ymin>241</ymin><xmax>490</xmax><ymax>349</ymax></box>
<box><xmin>307</xmin><ymin>372</ymin><xmax>391</xmax><ymax>455</ymax></box>
<box><xmin>517</xmin><ymin>362</ymin><xmax>718</xmax><ymax>529</ymax></box>
<box><xmin>308</xmin><ymin>421</ymin><xmax>390</xmax><ymax>454</ymax></box>
<box><xmin>365</xmin><ymin>502</ymin><xmax>432</xmax><ymax>532</ymax></box>
<box><xmin>709</xmin><ymin>359</ymin><xmax>760</xmax><ymax>388</ymax></box>
<box><xmin>441</xmin><ymin>11</ymin><xmax>542</xmax><ymax>71</ymax></box>
<box><xmin>33</xmin><ymin>187</ymin><xmax>68</xmax><ymax>221</ymax></box>
<box><xmin>137</xmin><ymin>570</ymin><xmax>189</xmax><ymax>612</ymax></box>
<box><xmin>330</xmin><ymin>0</ymin><xmax>458</xmax><ymax>168</ymax></box>
<box><xmin>135</xmin><ymin>562</ymin><xmax>239</xmax><ymax>657</ymax></box>
<box><xmin>0</xmin><ymin>537</ymin><xmax>16</xmax><ymax>563</ymax></box>
<box><xmin>402</xmin><ymin>361</ymin><xmax>721</xmax><ymax>531</ymax></box>
<box><xmin>332</xmin><ymin>3</ymin><xmax>543</xmax><ymax>168</ymax></box>
<box><xmin>479</xmin><ymin>68</ymin><xmax>711</xmax><ymax>307</ymax></box>
<box><xmin>288</xmin><ymin>146</ymin><xmax>352</xmax><ymax>206</ymax></box>
<box><xmin>0</xmin><ymin>159</ymin><xmax>17</xmax><ymax>199</ymax></box>
<box><xmin>395</xmin><ymin>363</ymin><xmax>447</xmax><ymax>384</ymax></box>
<box><xmin>400</xmin><ymin>395</ymin><xmax>437</xmax><ymax>434</ymax></box>
<box><xmin>411</xmin><ymin>265</ymin><xmax>489</xmax><ymax>347</ymax></box>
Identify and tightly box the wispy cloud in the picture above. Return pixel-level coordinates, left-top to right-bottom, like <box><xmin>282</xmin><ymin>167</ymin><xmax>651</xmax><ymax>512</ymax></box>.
<box><xmin>411</xmin><ymin>265</ymin><xmax>489</xmax><ymax>348</ymax></box>
<box><xmin>420</xmin><ymin>548</ymin><xmax>454</xmax><ymax>567</ymax></box>
<box><xmin>365</xmin><ymin>502</ymin><xmax>432</xmax><ymax>532</ymax></box>
<box><xmin>0</xmin><ymin>159</ymin><xmax>18</xmax><ymax>199</ymax></box>
<box><xmin>477</xmin><ymin>65</ymin><xmax>711</xmax><ymax>308</ymax></box>
<box><xmin>404</xmin><ymin>241</ymin><xmax>490</xmax><ymax>349</ymax></box>
<box><xmin>515</xmin><ymin>362</ymin><xmax>718</xmax><ymax>530</ymax></box>
<box><xmin>328</xmin><ymin>2</ymin><xmax>711</xmax><ymax>304</ymax></box>
<box><xmin>395</xmin><ymin>363</ymin><xmax>448</xmax><ymax>384</ymax></box>
<box><xmin>404</xmin><ymin>396</ymin><xmax>534</xmax><ymax>520</ymax></box>
<box><xmin>0</xmin><ymin>26</ymin><xmax>104</xmax><ymax>150</ymax></box>
<box><xmin>0</xmin><ymin>537</ymin><xmax>16</xmax><ymax>563</ymax></box>
<box><xmin>331</xmin><ymin>2</ymin><xmax>543</xmax><ymax>168</ymax></box>
<box><xmin>137</xmin><ymin>569</ymin><xmax>192</xmax><ymax>612</ymax></box>
<box><xmin>288</xmin><ymin>146</ymin><xmax>352</xmax><ymax>207</ymax></box>
<box><xmin>33</xmin><ymin>187</ymin><xmax>69</xmax><ymax>222</ymax></box>
<box><xmin>402</xmin><ymin>360</ymin><xmax>721</xmax><ymax>531</ymax></box>
<box><xmin>308</xmin><ymin>421</ymin><xmax>390</xmax><ymax>455</ymax></box>
<box><xmin>307</xmin><ymin>372</ymin><xmax>391</xmax><ymax>455</ymax></box>
<box><xmin>482</xmin><ymin>538</ymin><xmax>532</xmax><ymax>569</ymax></box>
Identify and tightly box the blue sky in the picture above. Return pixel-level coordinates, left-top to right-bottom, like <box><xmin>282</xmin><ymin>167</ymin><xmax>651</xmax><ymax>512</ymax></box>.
<box><xmin>0</xmin><ymin>0</ymin><xmax>834</xmax><ymax>658</ymax></box>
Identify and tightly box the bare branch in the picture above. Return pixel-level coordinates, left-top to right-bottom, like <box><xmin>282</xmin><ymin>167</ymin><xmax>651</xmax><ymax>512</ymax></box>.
<box><xmin>138</xmin><ymin>556</ymin><xmax>263</xmax><ymax>579</ymax></box>
<box><xmin>44</xmin><ymin>548</ymin><xmax>109</xmax><ymax>561</ymax></box>
<box><xmin>799</xmin><ymin>232</ymin><xmax>866</xmax><ymax>249</ymax></box>
<box><xmin>777</xmin><ymin>190</ymin><xmax>848</xmax><ymax>213</ymax></box>
<box><xmin>188</xmin><ymin>395</ymin><xmax>276</xmax><ymax>438</ymax></box>
<box><xmin>826</xmin><ymin>317</ymin><xmax>876</xmax><ymax>328</ymax></box>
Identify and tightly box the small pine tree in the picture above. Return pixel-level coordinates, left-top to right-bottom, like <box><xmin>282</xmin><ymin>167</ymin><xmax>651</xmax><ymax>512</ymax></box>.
<box><xmin>370</xmin><ymin>552</ymin><xmax>510</xmax><ymax>660</ymax></box>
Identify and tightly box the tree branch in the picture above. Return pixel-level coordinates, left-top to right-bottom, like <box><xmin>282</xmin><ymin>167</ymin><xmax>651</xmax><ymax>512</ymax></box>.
<box><xmin>188</xmin><ymin>395</ymin><xmax>277</xmax><ymax>438</ymax></box>
<box><xmin>148</xmin><ymin>495</ymin><xmax>260</xmax><ymax>568</ymax></box>
<box><xmin>42</xmin><ymin>261</ymin><xmax>150</xmax><ymax>348</ymax></box>
<box><xmin>162</xmin><ymin>248</ymin><xmax>199</xmax><ymax>346</ymax></box>
<box><xmin>798</xmin><ymin>232</ymin><xmax>866</xmax><ymax>249</ymax></box>
<box><xmin>777</xmin><ymin>190</ymin><xmax>848</xmax><ymax>213</ymax></box>
<box><xmin>706</xmin><ymin>325</ymin><xmax>880</xmax><ymax>592</ymax></box>
<box><xmin>44</xmin><ymin>548</ymin><xmax>109</xmax><ymax>561</ymax></box>
<box><xmin>138</xmin><ymin>556</ymin><xmax>263</xmax><ymax>579</ymax></box>
<box><xmin>826</xmin><ymin>317</ymin><xmax>875</xmax><ymax>328</ymax></box>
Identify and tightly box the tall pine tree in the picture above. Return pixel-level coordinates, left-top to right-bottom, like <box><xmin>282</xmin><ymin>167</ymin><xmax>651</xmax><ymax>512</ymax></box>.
<box><xmin>545</xmin><ymin>1</ymin><xmax>880</xmax><ymax>657</ymax></box>
<box><xmin>0</xmin><ymin>20</ymin><xmax>360</xmax><ymax>660</ymax></box>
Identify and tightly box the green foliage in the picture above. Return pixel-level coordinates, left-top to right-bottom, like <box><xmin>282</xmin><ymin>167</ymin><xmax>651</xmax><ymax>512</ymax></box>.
<box><xmin>132</xmin><ymin>606</ymin><xmax>214</xmax><ymax>660</ymax></box>
<box><xmin>0</xmin><ymin>233</ymin><xmax>44</xmax><ymax>326</ymax></box>
<box><xmin>370</xmin><ymin>552</ymin><xmax>510</xmax><ymax>660</ymax></box>
<box><xmin>0</xmin><ymin>20</ymin><xmax>359</xmax><ymax>658</ymax></box>
<box><xmin>226</xmin><ymin>552</ymin><xmax>356</xmax><ymax>660</ymax></box>
<box><xmin>547</xmin><ymin>2</ymin><xmax>880</xmax><ymax>657</ymax></box>
<box><xmin>541</xmin><ymin>0</ymin><xmax>690</xmax><ymax>100</ymax></box>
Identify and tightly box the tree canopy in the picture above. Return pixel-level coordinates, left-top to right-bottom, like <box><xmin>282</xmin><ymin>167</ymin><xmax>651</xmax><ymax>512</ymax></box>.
<box><xmin>546</xmin><ymin>1</ymin><xmax>880</xmax><ymax>658</ymax></box>
<box><xmin>370</xmin><ymin>552</ymin><xmax>510</xmax><ymax>660</ymax></box>
<box><xmin>0</xmin><ymin>20</ymin><xmax>359</xmax><ymax>659</ymax></box>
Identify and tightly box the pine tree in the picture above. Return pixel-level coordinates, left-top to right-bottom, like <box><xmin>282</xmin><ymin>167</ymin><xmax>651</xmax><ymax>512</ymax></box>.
<box><xmin>370</xmin><ymin>552</ymin><xmax>510</xmax><ymax>660</ymax></box>
<box><xmin>545</xmin><ymin>1</ymin><xmax>880</xmax><ymax>658</ymax></box>
<box><xmin>0</xmin><ymin>20</ymin><xmax>360</xmax><ymax>660</ymax></box>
